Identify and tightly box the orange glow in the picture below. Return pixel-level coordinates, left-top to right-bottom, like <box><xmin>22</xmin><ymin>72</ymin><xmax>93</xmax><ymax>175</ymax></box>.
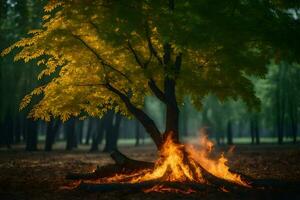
<box><xmin>130</xmin><ymin>133</ymin><xmax>204</xmax><ymax>183</ymax></box>
<box><xmin>186</xmin><ymin>133</ymin><xmax>248</xmax><ymax>187</ymax></box>
<box><xmin>129</xmin><ymin>132</ymin><xmax>248</xmax><ymax>187</ymax></box>
<box><xmin>85</xmin><ymin>131</ymin><xmax>249</xmax><ymax>192</ymax></box>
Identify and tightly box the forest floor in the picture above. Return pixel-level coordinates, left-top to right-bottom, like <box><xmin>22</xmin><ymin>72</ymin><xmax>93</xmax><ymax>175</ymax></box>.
<box><xmin>0</xmin><ymin>144</ymin><xmax>300</xmax><ymax>200</ymax></box>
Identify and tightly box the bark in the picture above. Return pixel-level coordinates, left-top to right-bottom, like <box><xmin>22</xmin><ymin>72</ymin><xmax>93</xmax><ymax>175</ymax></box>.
<box><xmin>226</xmin><ymin>120</ymin><xmax>233</xmax><ymax>145</ymax></box>
<box><xmin>3</xmin><ymin>113</ymin><xmax>13</xmax><ymax>148</ymax></box>
<box><xmin>162</xmin><ymin>44</ymin><xmax>181</xmax><ymax>143</ymax></box>
<box><xmin>65</xmin><ymin>118</ymin><xmax>76</xmax><ymax>150</ymax></box>
<box><xmin>135</xmin><ymin>120</ymin><xmax>140</xmax><ymax>146</ymax></box>
<box><xmin>66</xmin><ymin>150</ymin><xmax>153</xmax><ymax>181</ymax></box>
<box><xmin>66</xmin><ymin>164</ymin><xmax>127</xmax><ymax>180</ymax></box>
<box><xmin>90</xmin><ymin>118</ymin><xmax>104</xmax><ymax>152</ymax></box>
<box><xmin>103</xmin><ymin>112</ymin><xmax>121</xmax><ymax>152</ymax></box>
<box><xmin>74</xmin><ymin>119</ymin><xmax>83</xmax><ymax>145</ymax></box>
<box><xmin>45</xmin><ymin>120</ymin><xmax>60</xmax><ymax>151</ymax></box>
<box><xmin>250</xmin><ymin>120</ymin><xmax>255</xmax><ymax>144</ymax></box>
<box><xmin>85</xmin><ymin>119</ymin><xmax>93</xmax><ymax>145</ymax></box>
<box><xmin>110</xmin><ymin>150</ymin><xmax>154</xmax><ymax>169</ymax></box>
<box><xmin>25</xmin><ymin>119</ymin><xmax>38</xmax><ymax>151</ymax></box>
<box><xmin>288</xmin><ymin>98</ymin><xmax>298</xmax><ymax>144</ymax></box>
<box><xmin>106</xmin><ymin>83</ymin><xmax>162</xmax><ymax>148</ymax></box>
<box><xmin>276</xmin><ymin>64</ymin><xmax>286</xmax><ymax>145</ymax></box>
<box><xmin>13</xmin><ymin>116</ymin><xmax>22</xmax><ymax>144</ymax></box>
<box><xmin>254</xmin><ymin>118</ymin><xmax>260</xmax><ymax>145</ymax></box>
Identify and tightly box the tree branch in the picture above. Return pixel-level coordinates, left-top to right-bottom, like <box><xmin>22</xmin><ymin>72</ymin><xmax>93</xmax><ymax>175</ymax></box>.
<box><xmin>148</xmin><ymin>79</ymin><xmax>167</xmax><ymax>103</ymax></box>
<box><xmin>127</xmin><ymin>40</ymin><xmax>167</xmax><ymax>103</ymax></box>
<box><xmin>127</xmin><ymin>41</ymin><xmax>145</xmax><ymax>68</ymax></box>
<box><xmin>145</xmin><ymin>24</ymin><xmax>163</xmax><ymax>65</ymax></box>
<box><xmin>70</xmin><ymin>33</ymin><xmax>131</xmax><ymax>82</ymax></box>
<box><xmin>105</xmin><ymin>83</ymin><xmax>163</xmax><ymax>148</ymax></box>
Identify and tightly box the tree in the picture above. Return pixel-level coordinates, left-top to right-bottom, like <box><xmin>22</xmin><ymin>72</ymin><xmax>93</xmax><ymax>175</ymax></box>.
<box><xmin>0</xmin><ymin>0</ymin><xmax>45</xmax><ymax>149</ymax></box>
<box><xmin>2</xmin><ymin>0</ymin><xmax>300</xmax><ymax>151</ymax></box>
<box><xmin>90</xmin><ymin>118</ymin><xmax>104</xmax><ymax>152</ymax></box>
<box><xmin>45</xmin><ymin>119</ymin><xmax>60</xmax><ymax>151</ymax></box>
<box><xmin>65</xmin><ymin>118</ymin><xmax>76</xmax><ymax>150</ymax></box>
<box><xmin>255</xmin><ymin>62</ymin><xmax>300</xmax><ymax>144</ymax></box>
<box><xmin>103</xmin><ymin>111</ymin><xmax>122</xmax><ymax>152</ymax></box>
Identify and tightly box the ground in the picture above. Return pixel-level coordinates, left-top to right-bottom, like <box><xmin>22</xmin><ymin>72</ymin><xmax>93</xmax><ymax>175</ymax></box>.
<box><xmin>0</xmin><ymin>144</ymin><xmax>300</xmax><ymax>200</ymax></box>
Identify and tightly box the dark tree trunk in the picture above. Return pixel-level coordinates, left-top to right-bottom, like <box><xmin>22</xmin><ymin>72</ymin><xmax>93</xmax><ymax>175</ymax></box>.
<box><xmin>288</xmin><ymin>97</ymin><xmax>298</xmax><ymax>144</ymax></box>
<box><xmin>65</xmin><ymin>118</ymin><xmax>76</xmax><ymax>150</ymax></box>
<box><xmin>103</xmin><ymin>112</ymin><xmax>122</xmax><ymax>152</ymax></box>
<box><xmin>85</xmin><ymin>119</ymin><xmax>93</xmax><ymax>145</ymax></box>
<box><xmin>90</xmin><ymin>119</ymin><xmax>104</xmax><ymax>152</ymax></box>
<box><xmin>103</xmin><ymin>1</ymin><xmax>185</xmax><ymax>149</ymax></box>
<box><xmin>276</xmin><ymin>64</ymin><xmax>286</xmax><ymax>145</ymax></box>
<box><xmin>76</xmin><ymin>119</ymin><xmax>84</xmax><ymax>144</ymax></box>
<box><xmin>25</xmin><ymin>119</ymin><xmax>38</xmax><ymax>151</ymax></box>
<box><xmin>3</xmin><ymin>113</ymin><xmax>13</xmax><ymax>148</ymax></box>
<box><xmin>250</xmin><ymin>120</ymin><xmax>255</xmax><ymax>144</ymax></box>
<box><xmin>135</xmin><ymin>120</ymin><xmax>140</xmax><ymax>147</ymax></box>
<box><xmin>45</xmin><ymin>120</ymin><xmax>60</xmax><ymax>151</ymax></box>
<box><xmin>226</xmin><ymin>120</ymin><xmax>233</xmax><ymax>145</ymax></box>
<box><xmin>13</xmin><ymin>116</ymin><xmax>22</xmax><ymax>144</ymax></box>
<box><xmin>163</xmin><ymin>44</ymin><xmax>181</xmax><ymax>143</ymax></box>
<box><xmin>254</xmin><ymin>118</ymin><xmax>260</xmax><ymax>145</ymax></box>
<box><xmin>106</xmin><ymin>84</ymin><xmax>163</xmax><ymax>148</ymax></box>
<box><xmin>21</xmin><ymin>115</ymin><xmax>28</xmax><ymax>143</ymax></box>
<box><xmin>291</xmin><ymin>119</ymin><xmax>297</xmax><ymax>144</ymax></box>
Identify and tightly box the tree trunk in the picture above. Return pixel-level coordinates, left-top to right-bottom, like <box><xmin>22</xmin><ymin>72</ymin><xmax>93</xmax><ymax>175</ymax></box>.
<box><xmin>25</xmin><ymin>119</ymin><xmax>38</xmax><ymax>151</ymax></box>
<box><xmin>254</xmin><ymin>118</ymin><xmax>260</xmax><ymax>145</ymax></box>
<box><xmin>102</xmin><ymin>1</ymin><xmax>185</xmax><ymax>149</ymax></box>
<box><xmin>250</xmin><ymin>120</ymin><xmax>255</xmax><ymax>144</ymax></box>
<box><xmin>76</xmin><ymin>119</ymin><xmax>84</xmax><ymax>144</ymax></box>
<box><xmin>289</xmin><ymin>97</ymin><xmax>298</xmax><ymax>144</ymax></box>
<box><xmin>85</xmin><ymin>119</ymin><xmax>93</xmax><ymax>145</ymax></box>
<box><xmin>3</xmin><ymin>113</ymin><xmax>13</xmax><ymax>148</ymax></box>
<box><xmin>65</xmin><ymin>118</ymin><xmax>76</xmax><ymax>150</ymax></box>
<box><xmin>90</xmin><ymin>118</ymin><xmax>104</xmax><ymax>152</ymax></box>
<box><xmin>163</xmin><ymin>44</ymin><xmax>181</xmax><ymax>143</ymax></box>
<box><xmin>13</xmin><ymin>116</ymin><xmax>22</xmax><ymax>144</ymax></box>
<box><xmin>135</xmin><ymin>120</ymin><xmax>140</xmax><ymax>147</ymax></box>
<box><xmin>45</xmin><ymin>120</ymin><xmax>60</xmax><ymax>151</ymax></box>
<box><xmin>227</xmin><ymin>120</ymin><xmax>233</xmax><ymax>145</ymax></box>
<box><xmin>276</xmin><ymin>64</ymin><xmax>286</xmax><ymax>145</ymax></box>
<box><xmin>103</xmin><ymin>112</ymin><xmax>122</xmax><ymax>152</ymax></box>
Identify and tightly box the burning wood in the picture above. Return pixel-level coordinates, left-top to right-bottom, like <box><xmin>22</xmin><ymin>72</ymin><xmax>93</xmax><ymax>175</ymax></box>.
<box><xmin>66</xmin><ymin>132</ymin><xmax>256</xmax><ymax>193</ymax></box>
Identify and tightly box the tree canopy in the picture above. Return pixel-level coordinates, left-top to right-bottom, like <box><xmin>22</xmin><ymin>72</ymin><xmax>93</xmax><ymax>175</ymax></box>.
<box><xmin>2</xmin><ymin>0</ymin><xmax>299</xmax><ymax>127</ymax></box>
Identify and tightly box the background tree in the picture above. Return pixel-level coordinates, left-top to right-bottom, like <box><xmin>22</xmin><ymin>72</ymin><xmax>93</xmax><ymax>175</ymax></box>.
<box><xmin>2</xmin><ymin>0</ymin><xmax>300</xmax><ymax>153</ymax></box>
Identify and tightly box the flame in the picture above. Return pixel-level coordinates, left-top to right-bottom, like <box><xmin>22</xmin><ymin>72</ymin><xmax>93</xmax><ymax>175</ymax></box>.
<box><xmin>131</xmin><ymin>134</ymin><xmax>204</xmax><ymax>183</ymax></box>
<box><xmin>186</xmin><ymin>133</ymin><xmax>248</xmax><ymax>186</ymax></box>
<box><xmin>80</xmin><ymin>131</ymin><xmax>249</xmax><ymax>192</ymax></box>
<box><xmin>129</xmin><ymin>132</ymin><xmax>248</xmax><ymax>187</ymax></box>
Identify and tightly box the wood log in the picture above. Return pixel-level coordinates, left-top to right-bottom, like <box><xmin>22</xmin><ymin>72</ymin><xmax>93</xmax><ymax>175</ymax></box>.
<box><xmin>66</xmin><ymin>164</ymin><xmax>124</xmax><ymax>180</ymax></box>
<box><xmin>110</xmin><ymin>150</ymin><xmax>154</xmax><ymax>169</ymax></box>
<box><xmin>77</xmin><ymin>180</ymin><xmax>209</xmax><ymax>192</ymax></box>
<box><xmin>66</xmin><ymin>150</ymin><xmax>154</xmax><ymax>180</ymax></box>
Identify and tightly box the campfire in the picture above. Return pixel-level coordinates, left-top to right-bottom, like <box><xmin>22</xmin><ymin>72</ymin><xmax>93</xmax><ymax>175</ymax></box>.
<box><xmin>67</xmin><ymin>132</ymin><xmax>254</xmax><ymax>193</ymax></box>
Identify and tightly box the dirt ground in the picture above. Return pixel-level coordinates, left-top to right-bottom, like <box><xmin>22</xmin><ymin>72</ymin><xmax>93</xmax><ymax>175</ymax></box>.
<box><xmin>0</xmin><ymin>144</ymin><xmax>300</xmax><ymax>200</ymax></box>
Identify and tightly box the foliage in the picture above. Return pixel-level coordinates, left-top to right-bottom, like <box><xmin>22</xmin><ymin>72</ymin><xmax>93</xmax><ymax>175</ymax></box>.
<box><xmin>2</xmin><ymin>0</ymin><xmax>300</xmax><ymax>121</ymax></box>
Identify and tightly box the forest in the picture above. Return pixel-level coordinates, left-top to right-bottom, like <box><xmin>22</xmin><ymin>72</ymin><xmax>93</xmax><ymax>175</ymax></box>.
<box><xmin>0</xmin><ymin>0</ymin><xmax>300</xmax><ymax>200</ymax></box>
